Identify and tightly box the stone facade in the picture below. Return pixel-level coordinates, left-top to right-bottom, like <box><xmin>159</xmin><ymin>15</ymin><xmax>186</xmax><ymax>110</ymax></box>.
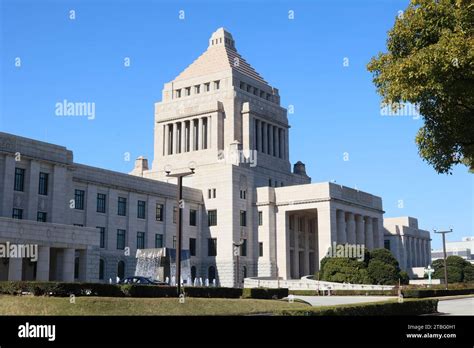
<box><xmin>0</xmin><ymin>28</ymin><xmax>432</xmax><ymax>286</ymax></box>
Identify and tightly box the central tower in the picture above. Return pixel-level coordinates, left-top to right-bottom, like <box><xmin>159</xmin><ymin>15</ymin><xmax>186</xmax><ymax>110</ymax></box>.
<box><xmin>144</xmin><ymin>28</ymin><xmax>310</xmax><ymax>286</ymax></box>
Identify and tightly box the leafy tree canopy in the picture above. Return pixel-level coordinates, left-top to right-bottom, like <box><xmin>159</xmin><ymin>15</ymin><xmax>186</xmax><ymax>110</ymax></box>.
<box><xmin>368</xmin><ymin>0</ymin><xmax>474</xmax><ymax>174</ymax></box>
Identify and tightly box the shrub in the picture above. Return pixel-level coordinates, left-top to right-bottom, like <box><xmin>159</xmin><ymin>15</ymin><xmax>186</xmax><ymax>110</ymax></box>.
<box><xmin>184</xmin><ymin>287</ymin><xmax>242</xmax><ymax>298</ymax></box>
<box><xmin>463</xmin><ymin>263</ymin><xmax>474</xmax><ymax>282</ymax></box>
<box><xmin>399</xmin><ymin>271</ymin><xmax>410</xmax><ymax>285</ymax></box>
<box><xmin>289</xmin><ymin>289</ymin><xmax>397</xmax><ymax>296</ymax></box>
<box><xmin>433</xmin><ymin>266</ymin><xmax>463</xmax><ymax>283</ymax></box>
<box><xmin>278</xmin><ymin>299</ymin><xmax>438</xmax><ymax>316</ymax></box>
<box><xmin>242</xmin><ymin>288</ymin><xmax>288</xmax><ymax>299</ymax></box>
<box><xmin>121</xmin><ymin>285</ymin><xmax>176</xmax><ymax>297</ymax></box>
<box><xmin>402</xmin><ymin>288</ymin><xmax>474</xmax><ymax>298</ymax></box>
<box><xmin>320</xmin><ymin>257</ymin><xmax>371</xmax><ymax>284</ymax></box>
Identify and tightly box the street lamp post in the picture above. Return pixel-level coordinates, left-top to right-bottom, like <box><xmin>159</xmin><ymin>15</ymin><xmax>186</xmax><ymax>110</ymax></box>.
<box><xmin>166</xmin><ymin>163</ymin><xmax>195</xmax><ymax>296</ymax></box>
<box><xmin>233</xmin><ymin>239</ymin><xmax>244</xmax><ymax>287</ymax></box>
<box><xmin>434</xmin><ymin>228</ymin><xmax>453</xmax><ymax>290</ymax></box>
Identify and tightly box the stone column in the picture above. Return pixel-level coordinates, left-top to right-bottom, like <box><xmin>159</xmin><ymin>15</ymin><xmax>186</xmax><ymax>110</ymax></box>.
<box><xmin>405</xmin><ymin>236</ymin><xmax>411</xmax><ymax>268</ymax></box>
<box><xmin>197</xmin><ymin>118</ymin><xmax>203</xmax><ymax>150</ymax></box>
<box><xmin>8</xmin><ymin>257</ymin><xmax>22</xmax><ymax>281</ymax></box>
<box><xmin>268</xmin><ymin>124</ymin><xmax>274</xmax><ymax>156</ymax></box>
<box><xmin>355</xmin><ymin>214</ymin><xmax>365</xmax><ymax>245</ymax></box>
<box><xmin>372</xmin><ymin>218</ymin><xmax>380</xmax><ymax>248</ymax></box>
<box><xmin>274</xmin><ymin>127</ymin><xmax>280</xmax><ymax>158</ymax></box>
<box><xmin>364</xmin><ymin>217</ymin><xmax>373</xmax><ymax>250</ymax></box>
<box><xmin>256</xmin><ymin>119</ymin><xmax>261</xmax><ymax>152</ymax></box>
<box><xmin>304</xmin><ymin>218</ymin><xmax>310</xmax><ymax>275</ymax></box>
<box><xmin>426</xmin><ymin>239</ymin><xmax>432</xmax><ymax>265</ymax></box>
<box><xmin>262</xmin><ymin>122</ymin><xmax>268</xmax><ymax>154</ymax></box>
<box><xmin>164</xmin><ymin>124</ymin><xmax>169</xmax><ymax>155</ymax></box>
<box><xmin>420</xmin><ymin>239</ymin><xmax>426</xmax><ymax>266</ymax></box>
<box><xmin>27</xmin><ymin>160</ymin><xmax>40</xmax><ymax>220</ymax></box>
<box><xmin>293</xmin><ymin>217</ymin><xmax>299</xmax><ymax>278</ymax></box>
<box><xmin>61</xmin><ymin>248</ymin><xmax>75</xmax><ymax>282</ymax></box>
<box><xmin>207</xmin><ymin>116</ymin><xmax>212</xmax><ymax>149</ymax></box>
<box><xmin>1</xmin><ymin>155</ymin><xmax>15</xmax><ymax>218</ymax></box>
<box><xmin>180</xmin><ymin>121</ymin><xmax>186</xmax><ymax>153</ymax></box>
<box><xmin>346</xmin><ymin>213</ymin><xmax>356</xmax><ymax>244</ymax></box>
<box><xmin>36</xmin><ymin>246</ymin><xmax>50</xmax><ymax>281</ymax></box>
<box><xmin>337</xmin><ymin>210</ymin><xmax>346</xmax><ymax>244</ymax></box>
<box><xmin>189</xmin><ymin>120</ymin><xmax>195</xmax><ymax>151</ymax></box>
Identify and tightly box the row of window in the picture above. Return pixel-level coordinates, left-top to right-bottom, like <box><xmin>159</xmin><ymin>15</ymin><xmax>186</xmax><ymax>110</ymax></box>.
<box><xmin>73</xmin><ymin>190</ymin><xmax>198</xmax><ymax>226</ymax></box>
<box><xmin>14</xmin><ymin>168</ymin><xmax>49</xmax><ymax>195</ymax></box>
<box><xmin>268</xmin><ymin>178</ymin><xmax>284</xmax><ymax>187</ymax></box>
<box><xmin>239</xmin><ymin>81</ymin><xmax>274</xmax><ymax>102</ymax></box>
<box><xmin>175</xmin><ymin>80</ymin><xmax>220</xmax><ymax>99</ymax></box>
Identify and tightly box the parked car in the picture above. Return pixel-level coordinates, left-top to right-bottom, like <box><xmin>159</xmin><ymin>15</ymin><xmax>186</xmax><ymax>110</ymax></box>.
<box><xmin>119</xmin><ymin>276</ymin><xmax>168</xmax><ymax>286</ymax></box>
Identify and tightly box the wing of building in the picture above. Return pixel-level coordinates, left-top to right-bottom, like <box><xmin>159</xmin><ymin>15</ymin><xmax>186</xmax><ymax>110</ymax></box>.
<box><xmin>0</xmin><ymin>28</ymin><xmax>431</xmax><ymax>286</ymax></box>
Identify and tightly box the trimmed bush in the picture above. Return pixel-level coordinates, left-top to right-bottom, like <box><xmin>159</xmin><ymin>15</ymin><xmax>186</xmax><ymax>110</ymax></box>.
<box><xmin>278</xmin><ymin>299</ymin><xmax>438</xmax><ymax>316</ymax></box>
<box><xmin>289</xmin><ymin>289</ymin><xmax>398</xmax><ymax>296</ymax></box>
<box><xmin>242</xmin><ymin>288</ymin><xmax>288</xmax><ymax>299</ymax></box>
<box><xmin>402</xmin><ymin>288</ymin><xmax>474</xmax><ymax>298</ymax></box>
<box><xmin>185</xmin><ymin>287</ymin><xmax>242</xmax><ymax>298</ymax></box>
<box><xmin>120</xmin><ymin>284</ymin><xmax>176</xmax><ymax>297</ymax></box>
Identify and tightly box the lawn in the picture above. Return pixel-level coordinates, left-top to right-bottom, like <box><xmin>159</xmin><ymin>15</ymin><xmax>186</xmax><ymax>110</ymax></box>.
<box><xmin>0</xmin><ymin>295</ymin><xmax>310</xmax><ymax>316</ymax></box>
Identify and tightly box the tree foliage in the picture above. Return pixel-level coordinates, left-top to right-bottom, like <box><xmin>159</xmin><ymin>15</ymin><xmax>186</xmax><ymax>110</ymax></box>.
<box><xmin>367</xmin><ymin>0</ymin><xmax>474</xmax><ymax>174</ymax></box>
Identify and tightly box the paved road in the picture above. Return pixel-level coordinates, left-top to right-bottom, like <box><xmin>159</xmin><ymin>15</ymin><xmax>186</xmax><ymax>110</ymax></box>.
<box><xmin>437</xmin><ymin>298</ymin><xmax>474</xmax><ymax>316</ymax></box>
<box><xmin>292</xmin><ymin>295</ymin><xmax>396</xmax><ymax>306</ymax></box>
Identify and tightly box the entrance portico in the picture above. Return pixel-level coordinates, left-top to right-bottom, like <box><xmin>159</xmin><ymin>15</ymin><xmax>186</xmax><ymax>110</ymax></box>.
<box><xmin>257</xmin><ymin>182</ymin><xmax>384</xmax><ymax>280</ymax></box>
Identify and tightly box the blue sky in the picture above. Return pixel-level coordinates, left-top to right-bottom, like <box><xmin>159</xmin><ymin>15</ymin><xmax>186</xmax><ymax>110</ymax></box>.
<box><xmin>1</xmin><ymin>0</ymin><xmax>472</xmax><ymax>248</ymax></box>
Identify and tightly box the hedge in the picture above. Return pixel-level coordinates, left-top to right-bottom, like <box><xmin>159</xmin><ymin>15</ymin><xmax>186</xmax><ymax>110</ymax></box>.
<box><xmin>0</xmin><ymin>281</ymin><xmax>242</xmax><ymax>298</ymax></box>
<box><xmin>402</xmin><ymin>288</ymin><xmax>474</xmax><ymax>298</ymax></box>
<box><xmin>242</xmin><ymin>288</ymin><xmax>289</xmax><ymax>299</ymax></box>
<box><xmin>0</xmin><ymin>281</ymin><xmax>124</xmax><ymax>297</ymax></box>
<box><xmin>289</xmin><ymin>289</ymin><xmax>397</xmax><ymax>296</ymax></box>
<box><xmin>278</xmin><ymin>299</ymin><xmax>438</xmax><ymax>316</ymax></box>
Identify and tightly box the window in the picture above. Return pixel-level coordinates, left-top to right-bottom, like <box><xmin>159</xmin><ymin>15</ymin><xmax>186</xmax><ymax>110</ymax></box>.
<box><xmin>208</xmin><ymin>238</ymin><xmax>217</xmax><ymax>256</ymax></box>
<box><xmin>259</xmin><ymin>242</ymin><xmax>263</xmax><ymax>257</ymax></box>
<box><xmin>155</xmin><ymin>234</ymin><xmax>163</xmax><ymax>248</ymax></box>
<box><xmin>268</xmin><ymin>178</ymin><xmax>272</xmax><ymax>187</ymax></box>
<box><xmin>209</xmin><ymin>188</ymin><xmax>216</xmax><ymax>199</ymax></box>
<box><xmin>173</xmin><ymin>236</ymin><xmax>176</xmax><ymax>249</ymax></box>
<box><xmin>246</xmin><ymin>85</ymin><xmax>251</xmax><ymax>93</ymax></box>
<box><xmin>214</xmin><ymin>81</ymin><xmax>220</xmax><ymax>90</ymax></box>
<box><xmin>74</xmin><ymin>224</ymin><xmax>84</xmax><ymax>227</ymax></box>
<box><xmin>176</xmin><ymin>89</ymin><xmax>181</xmax><ymax>98</ymax></box>
<box><xmin>190</xmin><ymin>238</ymin><xmax>196</xmax><ymax>256</ymax></box>
<box><xmin>75</xmin><ymin>189</ymin><xmax>85</xmax><ymax>210</ymax></box>
<box><xmin>137</xmin><ymin>200</ymin><xmax>146</xmax><ymax>219</ymax></box>
<box><xmin>194</xmin><ymin>85</ymin><xmax>200</xmax><ymax>94</ymax></box>
<box><xmin>208</xmin><ymin>189</ymin><xmax>212</xmax><ymax>199</ymax></box>
<box><xmin>258</xmin><ymin>211</ymin><xmax>263</xmax><ymax>226</ymax></box>
<box><xmin>99</xmin><ymin>259</ymin><xmax>105</xmax><ymax>280</ymax></box>
<box><xmin>117</xmin><ymin>229</ymin><xmax>126</xmax><ymax>250</ymax></box>
<box><xmin>204</xmin><ymin>83</ymin><xmax>210</xmax><ymax>92</ymax></box>
<box><xmin>118</xmin><ymin>197</ymin><xmax>127</xmax><ymax>216</ymax></box>
<box><xmin>298</xmin><ymin>217</ymin><xmax>304</xmax><ymax>232</ymax></box>
<box><xmin>240</xmin><ymin>81</ymin><xmax>245</xmax><ymax>90</ymax></box>
<box><xmin>137</xmin><ymin>232</ymin><xmax>145</xmax><ymax>249</ymax></box>
<box><xmin>241</xmin><ymin>239</ymin><xmax>247</xmax><ymax>257</ymax></box>
<box><xmin>289</xmin><ymin>215</ymin><xmax>295</xmax><ymax>230</ymax></box>
<box><xmin>173</xmin><ymin>206</ymin><xmax>178</xmax><ymax>223</ymax></box>
<box><xmin>156</xmin><ymin>203</ymin><xmax>164</xmax><ymax>221</ymax></box>
<box><xmin>189</xmin><ymin>209</ymin><xmax>197</xmax><ymax>226</ymax></box>
<box><xmin>185</xmin><ymin>87</ymin><xmax>191</xmax><ymax>96</ymax></box>
<box><xmin>117</xmin><ymin>261</ymin><xmax>125</xmax><ymax>280</ymax></box>
<box><xmin>12</xmin><ymin>208</ymin><xmax>23</xmax><ymax>219</ymax></box>
<box><xmin>74</xmin><ymin>257</ymin><xmax>79</xmax><ymax>279</ymax></box>
<box><xmin>213</xmin><ymin>189</ymin><xmax>216</xmax><ymax>198</ymax></box>
<box><xmin>98</xmin><ymin>227</ymin><xmax>106</xmax><ymax>248</ymax></box>
<box><xmin>208</xmin><ymin>210</ymin><xmax>217</xmax><ymax>226</ymax></box>
<box><xmin>38</xmin><ymin>172</ymin><xmax>48</xmax><ymax>195</ymax></box>
<box><xmin>260</xmin><ymin>90</ymin><xmax>265</xmax><ymax>98</ymax></box>
<box><xmin>97</xmin><ymin>193</ymin><xmax>106</xmax><ymax>213</ymax></box>
<box><xmin>240</xmin><ymin>210</ymin><xmax>247</xmax><ymax>227</ymax></box>
<box><xmin>37</xmin><ymin>211</ymin><xmax>47</xmax><ymax>222</ymax></box>
<box><xmin>384</xmin><ymin>240</ymin><xmax>391</xmax><ymax>250</ymax></box>
<box><xmin>14</xmin><ymin>168</ymin><xmax>25</xmax><ymax>192</ymax></box>
<box><xmin>240</xmin><ymin>190</ymin><xmax>246</xmax><ymax>199</ymax></box>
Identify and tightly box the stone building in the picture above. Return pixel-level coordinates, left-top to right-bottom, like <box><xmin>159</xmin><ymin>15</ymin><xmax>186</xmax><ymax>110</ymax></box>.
<box><xmin>0</xmin><ymin>28</ymin><xmax>431</xmax><ymax>286</ymax></box>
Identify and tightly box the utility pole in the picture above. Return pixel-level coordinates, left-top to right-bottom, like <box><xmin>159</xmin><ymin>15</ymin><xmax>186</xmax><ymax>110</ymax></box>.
<box><xmin>166</xmin><ymin>163</ymin><xmax>195</xmax><ymax>296</ymax></box>
<box><xmin>434</xmin><ymin>228</ymin><xmax>453</xmax><ymax>290</ymax></box>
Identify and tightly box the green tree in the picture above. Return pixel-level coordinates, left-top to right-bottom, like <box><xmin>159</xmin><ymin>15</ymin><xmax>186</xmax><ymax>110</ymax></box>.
<box><xmin>367</xmin><ymin>0</ymin><xmax>474</xmax><ymax>174</ymax></box>
<box><xmin>433</xmin><ymin>265</ymin><xmax>463</xmax><ymax>283</ymax></box>
<box><xmin>369</xmin><ymin>248</ymin><xmax>401</xmax><ymax>270</ymax></box>
<box><xmin>463</xmin><ymin>263</ymin><xmax>474</xmax><ymax>282</ymax></box>
<box><xmin>367</xmin><ymin>259</ymin><xmax>400</xmax><ymax>285</ymax></box>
